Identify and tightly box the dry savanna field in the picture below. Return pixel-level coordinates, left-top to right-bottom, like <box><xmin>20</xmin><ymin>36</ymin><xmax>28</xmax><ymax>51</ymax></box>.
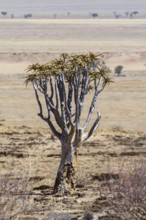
<box><xmin>0</xmin><ymin>19</ymin><xmax>146</xmax><ymax>219</ymax></box>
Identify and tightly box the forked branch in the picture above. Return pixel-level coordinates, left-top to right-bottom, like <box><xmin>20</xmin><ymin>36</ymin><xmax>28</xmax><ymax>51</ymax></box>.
<box><xmin>26</xmin><ymin>52</ymin><xmax>111</xmax><ymax>143</ymax></box>
<box><xmin>83</xmin><ymin>112</ymin><xmax>101</xmax><ymax>142</ymax></box>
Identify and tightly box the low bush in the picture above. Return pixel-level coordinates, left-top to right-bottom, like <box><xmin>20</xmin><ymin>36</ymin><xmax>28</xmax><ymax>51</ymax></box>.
<box><xmin>0</xmin><ymin>176</ymin><xmax>32</xmax><ymax>219</ymax></box>
<box><xmin>93</xmin><ymin>160</ymin><xmax>146</xmax><ymax>220</ymax></box>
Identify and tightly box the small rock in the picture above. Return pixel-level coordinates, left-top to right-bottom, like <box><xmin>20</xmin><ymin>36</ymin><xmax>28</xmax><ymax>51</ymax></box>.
<box><xmin>19</xmin><ymin>217</ymin><xmax>39</xmax><ymax>220</ymax></box>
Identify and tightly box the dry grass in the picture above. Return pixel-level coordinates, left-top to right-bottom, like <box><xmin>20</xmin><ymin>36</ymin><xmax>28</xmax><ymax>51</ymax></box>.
<box><xmin>91</xmin><ymin>160</ymin><xmax>146</xmax><ymax>220</ymax></box>
<box><xmin>0</xmin><ymin>17</ymin><xmax>146</xmax><ymax>219</ymax></box>
<box><xmin>0</xmin><ymin>126</ymin><xmax>146</xmax><ymax>219</ymax></box>
<box><xmin>0</xmin><ymin>175</ymin><xmax>32</xmax><ymax>219</ymax></box>
<box><xmin>0</xmin><ymin>19</ymin><xmax>146</xmax><ymax>53</ymax></box>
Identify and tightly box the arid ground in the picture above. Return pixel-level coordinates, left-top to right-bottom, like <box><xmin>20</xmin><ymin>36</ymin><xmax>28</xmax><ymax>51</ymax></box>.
<box><xmin>0</xmin><ymin>19</ymin><xmax>146</xmax><ymax>219</ymax></box>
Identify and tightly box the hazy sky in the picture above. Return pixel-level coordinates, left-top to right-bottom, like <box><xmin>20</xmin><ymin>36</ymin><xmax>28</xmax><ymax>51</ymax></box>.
<box><xmin>0</xmin><ymin>0</ymin><xmax>145</xmax><ymax>16</ymax></box>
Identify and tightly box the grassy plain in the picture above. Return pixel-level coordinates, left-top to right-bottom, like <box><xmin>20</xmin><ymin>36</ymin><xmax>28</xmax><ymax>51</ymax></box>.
<box><xmin>0</xmin><ymin>19</ymin><xmax>146</xmax><ymax>219</ymax></box>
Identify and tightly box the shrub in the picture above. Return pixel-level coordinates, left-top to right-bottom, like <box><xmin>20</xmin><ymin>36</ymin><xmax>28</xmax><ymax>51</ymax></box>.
<box><xmin>1</xmin><ymin>11</ymin><xmax>7</xmax><ymax>16</ymax></box>
<box><xmin>114</xmin><ymin>65</ymin><xmax>123</xmax><ymax>76</ymax></box>
<box><xmin>24</xmin><ymin>13</ymin><xmax>32</xmax><ymax>19</ymax></box>
<box><xmin>0</xmin><ymin>175</ymin><xmax>32</xmax><ymax>219</ymax></box>
<box><xmin>96</xmin><ymin>160</ymin><xmax>146</xmax><ymax>219</ymax></box>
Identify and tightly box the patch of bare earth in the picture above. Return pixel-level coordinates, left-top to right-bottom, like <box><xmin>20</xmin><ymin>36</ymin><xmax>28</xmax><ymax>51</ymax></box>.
<box><xmin>0</xmin><ymin>125</ymin><xmax>146</xmax><ymax>219</ymax></box>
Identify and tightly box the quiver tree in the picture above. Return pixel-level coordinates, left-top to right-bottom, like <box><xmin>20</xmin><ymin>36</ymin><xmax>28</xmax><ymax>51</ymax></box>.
<box><xmin>25</xmin><ymin>52</ymin><xmax>111</xmax><ymax>195</ymax></box>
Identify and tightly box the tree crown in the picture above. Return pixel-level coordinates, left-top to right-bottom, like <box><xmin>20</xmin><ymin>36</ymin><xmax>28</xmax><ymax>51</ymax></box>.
<box><xmin>25</xmin><ymin>52</ymin><xmax>112</xmax><ymax>142</ymax></box>
<box><xmin>25</xmin><ymin>52</ymin><xmax>112</xmax><ymax>86</ymax></box>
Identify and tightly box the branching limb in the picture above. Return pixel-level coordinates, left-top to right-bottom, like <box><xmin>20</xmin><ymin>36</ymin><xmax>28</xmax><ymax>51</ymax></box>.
<box><xmin>74</xmin><ymin>71</ymin><xmax>81</xmax><ymax>128</ymax></box>
<box><xmin>57</xmin><ymin>74</ymin><xmax>69</xmax><ymax>134</ymax></box>
<box><xmin>33</xmin><ymin>82</ymin><xmax>43</xmax><ymax>117</ymax></box>
<box><xmin>39</xmin><ymin>74</ymin><xmax>68</xmax><ymax>135</ymax></box>
<box><xmin>39</xmin><ymin>77</ymin><xmax>48</xmax><ymax>94</ymax></box>
<box><xmin>26</xmin><ymin>52</ymin><xmax>111</xmax><ymax>146</ymax></box>
<box><xmin>35</xmin><ymin>80</ymin><xmax>44</xmax><ymax>94</ymax></box>
<box><xmin>73</xmin><ymin>128</ymin><xmax>83</xmax><ymax>150</ymax></box>
<box><xmin>83</xmin><ymin>112</ymin><xmax>101</xmax><ymax>142</ymax></box>
<box><xmin>66</xmin><ymin>81</ymin><xmax>75</xmax><ymax>130</ymax></box>
<box><xmin>45</xmin><ymin>94</ymin><xmax>66</xmax><ymax>131</ymax></box>
<box><xmin>33</xmin><ymin>82</ymin><xmax>61</xmax><ymax>140</ymax></box>
<box><xmin>55</xmin><ymin>79</ymin><xmax>59</xmax><ymax>109</ymax></box>
<box><xmin>33</xmin><ymin>78</ymin><xmax>65</xmax><ymax>132</ymax></box>
<box><xmin>97</xmin><ymin>81</ymin><xmax>106</xmax><ymax>94</ymax></box>
<box><xmin>67</xmin><ymin>123</ymin><xmax>75</xmax><ymax>145</ymax></box>
<box><xmin>49</xmin><ymin>77</ymin><xmax>54</xmax><ymax>104</ymax></box>
<box><xmin>46</xmin><ymin>118</ymin><xmax>62</xmax><ymax>140</ymax></box>
<box><xmin>67</xmin><ymin>79</ymin><xmax>73</xmax><ymax>114</ymax></box>
<box><xmin>83</xmin><ymin>77</ymin><xmax>105</xmax><ymax>131</ymax></box>
<box><xmin>79</xmin><ymin>69</ymin><xmax>88</xmax><ymax>117</ymax></box>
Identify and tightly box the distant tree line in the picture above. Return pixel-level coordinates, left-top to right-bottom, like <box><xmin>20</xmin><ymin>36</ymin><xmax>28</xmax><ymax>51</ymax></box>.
<box><xmin>0</xmin><ymin>11</ymin><xmax>33</xmax><ymax>19</ymax></box>
<box><xmin>24</xmin><ymin>13</ymin><xmax>32</xmax><ymax>19</ymax></box>
<box><xmin>113</xmin><ymin>11</ymin><xmax>139</xmax><ymax>19</ymax></box>
<box><xmin>0</xmin><ymin>10</ymin><xmax>141</xmax><ymax>19</ymax></box>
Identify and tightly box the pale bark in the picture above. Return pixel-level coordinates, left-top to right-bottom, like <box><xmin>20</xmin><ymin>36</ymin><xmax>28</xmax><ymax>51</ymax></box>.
<box><xmin>33</xmin><ymin>75</ymin><xmax>105</xmax><ymax>194</ymax></box>
<box><xmin>30</xmin><ymin>54</ymin><xmax>109</xmax><ymax>195</ymax></box>
<box><xmin>53</xmin><ymin>140</ymin><xmax>78</xmax><ymax>195</ymax></box>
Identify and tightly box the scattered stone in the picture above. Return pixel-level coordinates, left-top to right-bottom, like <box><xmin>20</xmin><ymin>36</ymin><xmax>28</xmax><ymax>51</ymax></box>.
<box><xmin>42</xmin><ymin>213</ymin><xmax>74</xmax><ymax>220</ymax></box>
<box><xmin>83</xmin><ymin>212</ymin><xmax>94</xmax><ymax>220</ymax></box>
<box><xmin>92</xmin><ymin>173</ymin><xmax>119</xmax><ymax>181</ymax></box>
<box><xmin>19</xmin><ymin>217</ymin><xmax>39</xmax><ymax>220</ymax></box>
<box><xmin>29</xmin><ymin>176</ymin><xmax>45</xmax><ymax>181</ymax></box>
<box><xmin>33</xmin><ymin>185</ymin><xmax>50</xmax><ymax>191</ymax></box>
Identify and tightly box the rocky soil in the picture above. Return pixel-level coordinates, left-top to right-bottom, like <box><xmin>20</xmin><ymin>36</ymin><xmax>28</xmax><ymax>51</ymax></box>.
<box><xmin>0</xmin><ymin>125</ymin><xmax>146</xmax><ymax>219</ymax></box>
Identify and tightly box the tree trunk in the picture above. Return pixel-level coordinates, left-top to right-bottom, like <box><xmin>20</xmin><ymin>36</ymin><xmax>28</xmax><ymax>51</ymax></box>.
<box><xmin>53</xmin><ymin>141</ymin><xmax>77</xmax><ymax>195</ymax></box>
